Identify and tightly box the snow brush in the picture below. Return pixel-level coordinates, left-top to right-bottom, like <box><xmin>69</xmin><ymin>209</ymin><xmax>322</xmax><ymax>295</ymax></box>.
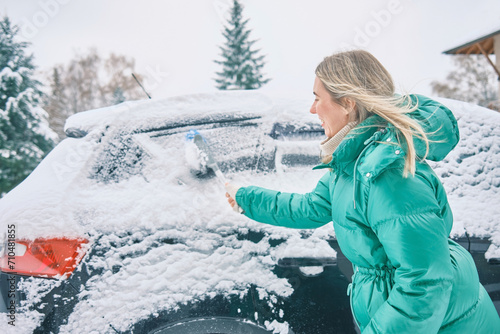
<box><xmin>185</xmin><ymin>130</ymin><xmax>243</xmax><ymax>213</ymax></box>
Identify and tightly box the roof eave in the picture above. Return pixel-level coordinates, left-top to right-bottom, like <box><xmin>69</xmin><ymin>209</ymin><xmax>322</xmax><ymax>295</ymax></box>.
<box><xmin>443</xmin><ymin>29</ymin><xmax>500</xmax><ymax>55</ymax></box>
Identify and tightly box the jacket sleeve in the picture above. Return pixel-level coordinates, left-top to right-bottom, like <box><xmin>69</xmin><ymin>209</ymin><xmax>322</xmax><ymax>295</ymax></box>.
<box><xmin>363</xmin><ymin>170</ymin><xmax>454</xmax><ymax>333</ymax></box>
<box><xmin>235</xmin><ymin>171</ymin><xmax>332</xmax><ymax>229</ymax></box>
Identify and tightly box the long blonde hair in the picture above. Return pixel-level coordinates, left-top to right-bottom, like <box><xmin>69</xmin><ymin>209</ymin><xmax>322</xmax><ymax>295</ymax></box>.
<box><xmin>315</xmin><ymin>50</ymin><xmax>429</xmax><ymax>177</ymax></box>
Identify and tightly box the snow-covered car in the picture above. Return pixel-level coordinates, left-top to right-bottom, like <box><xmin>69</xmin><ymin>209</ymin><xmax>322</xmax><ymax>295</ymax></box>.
<box><xmin>0</xmin><ymin>91</ymin><xmax>499</xmax><ymax>334</ymax></box>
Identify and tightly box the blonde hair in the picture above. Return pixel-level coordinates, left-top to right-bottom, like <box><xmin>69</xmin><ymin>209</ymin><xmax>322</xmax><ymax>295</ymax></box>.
<box><xmin>315</xmin><ymin>50</ymin><xmax>429</xmax><ymax>177</ymax></box>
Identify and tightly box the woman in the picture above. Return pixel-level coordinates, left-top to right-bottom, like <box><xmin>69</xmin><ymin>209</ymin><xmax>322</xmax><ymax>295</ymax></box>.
<box><xmin>225</xmin><ymin>50</ymin><xmax>500</xmax><ymax>333</ymax></box>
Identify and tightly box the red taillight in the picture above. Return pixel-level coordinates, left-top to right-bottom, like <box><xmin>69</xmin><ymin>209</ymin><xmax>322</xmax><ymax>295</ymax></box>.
<box><xmin>0</xmin><ymin>238</ymin><xmax>89</xmax><ymax>279</ymax></box>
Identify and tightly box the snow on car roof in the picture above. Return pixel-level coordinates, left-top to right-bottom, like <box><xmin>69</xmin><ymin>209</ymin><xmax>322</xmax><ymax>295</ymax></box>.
<box><xmin>63</xmin><ymin>90</ymin><xmax>320</xmax><ymax>136</ymax></box>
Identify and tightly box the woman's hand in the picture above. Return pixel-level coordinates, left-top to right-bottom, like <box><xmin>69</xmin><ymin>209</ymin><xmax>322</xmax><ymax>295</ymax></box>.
<box><xmin>225</xmin><ymin>192</ymin><xmax>237</xmax><ymax>208</ymax></box>
<box><xmin>225</xmin><ymin>183</ymin><xmax>243</xmax><ymax>213</ymax></box>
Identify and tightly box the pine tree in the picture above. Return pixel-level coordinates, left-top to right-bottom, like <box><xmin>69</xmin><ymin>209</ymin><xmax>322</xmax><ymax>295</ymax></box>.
<box><xmin>0</xmin><ymin>16</ymin><xmax>57</xmax><ymax>196</ymax></box>
<box><xmin>214</xmin><ymin>0</ymin><xmax>270</xmax><ymax>90</ymax></box>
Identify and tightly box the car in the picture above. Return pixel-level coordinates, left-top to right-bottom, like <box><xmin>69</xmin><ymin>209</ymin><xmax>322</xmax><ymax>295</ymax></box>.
<box><xmin>0</xmin><ymin>91</ymin><xmax>499</xmax><ymax>334</ymax></box>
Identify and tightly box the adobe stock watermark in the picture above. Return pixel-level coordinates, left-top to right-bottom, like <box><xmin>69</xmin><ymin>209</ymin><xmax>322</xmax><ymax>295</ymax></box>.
<box><xmin>51</xmin><ymin>140</ymin><xmax>93</xmax><ymax>182</ymax></box>
<box><xmin>142</xmin><ymin>65</ymin><xmax>170</xmax><ymax>94</ymax></box>
<box><xmin>339</xmin><ymin>0</ymin><xmax>403</xmax><ymax>50</ymax></box>
<box><xmin>19</xmin><ymin>0</ymin><xmax>72</xmax><ymax>40</ymax></box>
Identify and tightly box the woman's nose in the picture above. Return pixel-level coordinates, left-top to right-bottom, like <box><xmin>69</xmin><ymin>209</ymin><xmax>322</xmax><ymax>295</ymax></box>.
<box><xmin>310</xmin><ymin>103</ymin><xmax>316</xmax><ymax>114</ymax></box>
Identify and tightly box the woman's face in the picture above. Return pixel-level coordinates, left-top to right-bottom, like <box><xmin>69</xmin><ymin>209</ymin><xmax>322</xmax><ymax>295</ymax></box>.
<box><xmin>310</xmin><ymin>76</ymin><xmax>350</xmax><ymax>138</ymax></box>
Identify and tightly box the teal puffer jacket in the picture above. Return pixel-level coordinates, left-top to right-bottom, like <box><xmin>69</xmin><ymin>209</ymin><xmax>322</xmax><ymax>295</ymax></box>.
<box><xmin>235</xmin><ymin>95</ymin><xmax>500</xmax><ymax>333</ymax></box>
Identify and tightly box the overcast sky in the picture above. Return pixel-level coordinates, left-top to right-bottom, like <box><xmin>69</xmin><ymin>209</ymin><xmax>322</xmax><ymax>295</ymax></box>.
<box><xmin>2</xmin><ymin>0</ymin><xmax>500</xmax><ymax>101</ymax></box>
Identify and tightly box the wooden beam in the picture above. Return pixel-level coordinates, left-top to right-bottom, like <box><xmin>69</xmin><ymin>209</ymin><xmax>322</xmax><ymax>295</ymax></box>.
<box><xmin>477</xmin><ymin>42</ymin><xmax>500</xmax><ymax>78</ymax></box>
<box><xmin>483</xmin><ymin>38</ymin><xmax>494</xmax><ymax>54</ymax></box>
<box><xmin>465</xmin><ymin>44</ymin><xmax>476</xmax><ymax>55</ymax></box>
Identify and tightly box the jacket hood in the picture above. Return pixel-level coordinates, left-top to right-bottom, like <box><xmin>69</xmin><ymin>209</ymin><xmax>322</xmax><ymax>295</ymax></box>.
<box><xmin>405</xmin><ymin>94</ymin><xmax>459</xmax><ymax>162</ymax></box>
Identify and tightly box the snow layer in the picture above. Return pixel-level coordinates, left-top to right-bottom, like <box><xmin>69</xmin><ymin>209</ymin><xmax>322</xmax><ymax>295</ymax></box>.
<box><xmin>64</xmin><ymin>91</ymin><xmax>276</xmax><ymax>135</ymax></box>
<box><xmin>0</xmin><ymin>91</ymin><xmax>498</xmax><ymax>333</ymax></box>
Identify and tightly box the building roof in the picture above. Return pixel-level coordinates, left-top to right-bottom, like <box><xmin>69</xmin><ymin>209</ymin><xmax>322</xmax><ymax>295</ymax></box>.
<box><xmin>444</xmin><ymin>29</ymin><xmax>500</xmax><ymax>55</ymax></box>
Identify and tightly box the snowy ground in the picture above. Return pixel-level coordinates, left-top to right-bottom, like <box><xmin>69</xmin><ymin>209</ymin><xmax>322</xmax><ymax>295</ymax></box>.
<box><xmin>0</xmin><ymin>91</ymin><xmax>498</xmax><ymax>333</ymax></box>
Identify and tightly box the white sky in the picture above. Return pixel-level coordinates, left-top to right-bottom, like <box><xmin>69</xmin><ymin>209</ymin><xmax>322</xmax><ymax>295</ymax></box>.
<box><xmin>1</xmin><ymin>0</ymin><xmax>500</xmax><ymax>101</ymax></box>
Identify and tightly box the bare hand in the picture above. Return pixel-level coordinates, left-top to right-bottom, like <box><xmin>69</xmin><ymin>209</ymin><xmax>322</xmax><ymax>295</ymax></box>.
<box><xmin>225</xmin><ymin>191</ymin><xmax>237</xmax><ymax>208</ymax></box>
<box><xmin>225</xmin><ymin>183</ymin><xmax>243</xmax><ymax>213</ymax></box>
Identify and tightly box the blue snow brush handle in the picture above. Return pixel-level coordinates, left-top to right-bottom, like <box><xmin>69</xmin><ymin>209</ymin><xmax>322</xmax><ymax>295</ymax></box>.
<box><xmin>185</xmin><ymin>129</ymin><xmax>203</xmax><ymax>142</ymax></box>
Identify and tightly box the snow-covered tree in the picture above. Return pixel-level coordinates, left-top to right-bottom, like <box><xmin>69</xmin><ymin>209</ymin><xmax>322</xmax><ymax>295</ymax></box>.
<box><xmin>214</xmin><ymin>0</ymin><xmax>270</xmax><ymax>90</ymax></box>
<box><xmin>431</xmin><ymin>55</ymin><xmax>498</xmax><ymax>108</ymax></box>
<box><xmin>0</xmin><ymin>16</ymin><xmax>57</xmax><ymax>196</ymax></box>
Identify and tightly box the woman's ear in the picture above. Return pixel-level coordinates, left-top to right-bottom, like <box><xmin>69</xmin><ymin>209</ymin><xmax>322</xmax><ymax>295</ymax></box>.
<box><xmin>341</xmin><ymin>98</ymin><xmax>356</xmax><ymax>114</ymax></box>
<box><xmin>341</xmin><ymin>98</ymin><xmax>358</xmax><ymax>123</ymax></box>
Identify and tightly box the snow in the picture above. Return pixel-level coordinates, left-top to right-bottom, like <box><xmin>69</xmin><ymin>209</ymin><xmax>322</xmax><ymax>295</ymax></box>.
<box><xmin>271</xmin><ymin>234</ymin><xmax>336</xmax><ymax>260</ymax></box>
<box><xmin>0</xmin><ymin>63</ymin><xmax>58</xmax><ymax>160</ymax></box>
<box><xmin>31</xmin><ymin>106</ymin><xmax>59</xmax><ymax>143</ymax></box>
<box><xmin>185</xmin><ymin>139</ymin><xmax>207</xmax><ymax>172</ymax></box>
<box><xmin>64</xmin><ymin>90</ymin><xmax>277</xmax><ymax>135</ymax></box>
<box><xmin>432</xmin><ymin>98</ymin><xmax>500</xmax><ymax>240</ymax></box>
<box><xmin>486</xmin><ymin>244</ymin><xmax>500</xmax><ymax>262</ymax></box>
<box><xmin>265</xmin><ymin>319</ymin><xmax>291</xmax><ymax>333</ymax></box>
<box><xmin>299</xmin><ymin>266</ymin><xmax>325</xmax><ymax>276</ymax></box>
<box><xmin>0</xmin><ymin>91</ymin><xmax>498</xmax><ymax>333</ymax></box>
<box><xmin>431</xmin><ymin>98</ymin><xmax>500</xmax><ymax>261</ymax></box>
<box><xmin>0</xmin><ymin>137</ymin><xmax>97</xmax><ymax>240</ymax></box>
<box><xmin>0</xmin><ymin>66</ymin><xmax>23</xmax><ymax>89</ymax></box>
